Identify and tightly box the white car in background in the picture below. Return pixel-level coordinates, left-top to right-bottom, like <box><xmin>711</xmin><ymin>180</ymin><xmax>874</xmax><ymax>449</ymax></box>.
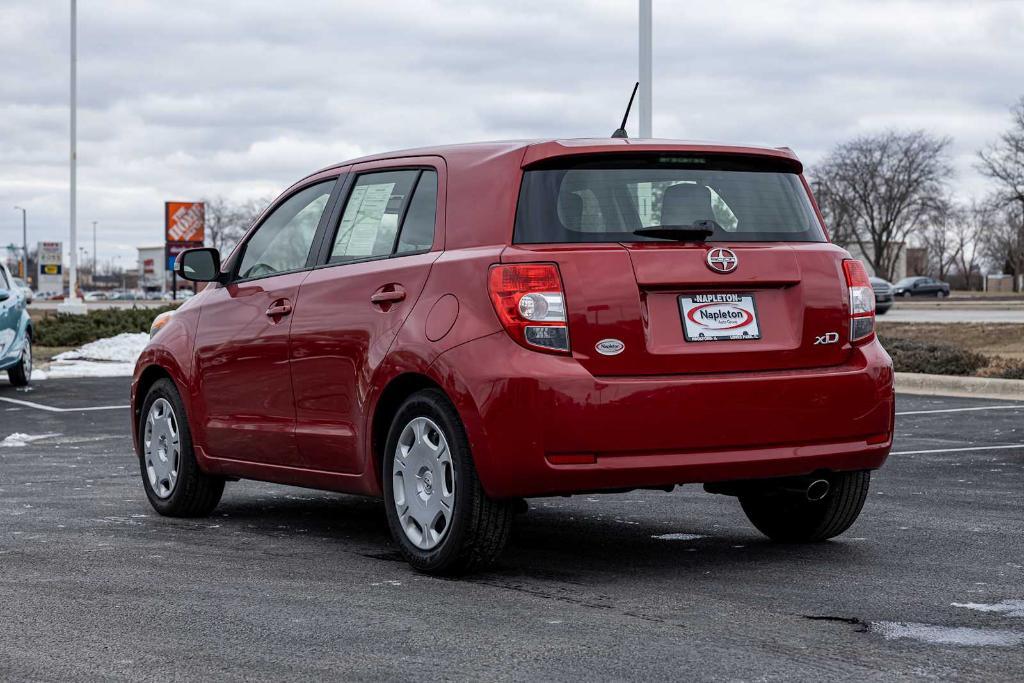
<box><xmin>11</xmin><ymin>277</ymin><xmax>34</xmax><ymax>304</ymax></box>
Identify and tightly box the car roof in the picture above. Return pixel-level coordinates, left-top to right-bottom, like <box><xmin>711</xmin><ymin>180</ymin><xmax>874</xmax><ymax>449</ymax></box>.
<box><xmin>305</xmin><ymin>138</ymin><xmax>804</xmax><ymax>180</ymax></box>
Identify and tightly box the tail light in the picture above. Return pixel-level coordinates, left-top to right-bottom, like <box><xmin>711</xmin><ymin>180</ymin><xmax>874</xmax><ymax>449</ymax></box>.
<box><xmin>488</xmin><ymin>263</ymin><xmax>570</xmax><ymax>354</ymax></box>
<box><xmin>843</xmin><ymin>259</ymin><xmax>875</xmax><ymax>342</ymax></box>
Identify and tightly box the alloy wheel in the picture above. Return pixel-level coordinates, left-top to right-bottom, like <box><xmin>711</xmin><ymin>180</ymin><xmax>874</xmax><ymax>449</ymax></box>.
<box><xmin>144</xmin><ymin>398</ymin><xmax>180</xmax><ymax>498</ymax></box>
<box><xmin>391</xmin><ymin>416</ymin><xmax>455</xmax><ymax>550</ymax></box>
<box><xmin>22</xmin><ymin>338</ymin><xmax>32</xmax><ymax>378</ymax></box>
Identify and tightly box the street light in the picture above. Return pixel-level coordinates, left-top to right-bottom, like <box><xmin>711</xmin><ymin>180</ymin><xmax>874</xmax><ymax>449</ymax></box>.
<box><xmin>58</xmin><ymin>0</ymin><xmax>85</xmax><ymax>314</ymax></box>
<box><xmin>638</xmin><ymin>0</ymin><xmax>652</xmax><ymax>138</ymax></box>
<box><xmin>12</xmin><ymin>206</ymin><xmax>27</xmax><ymax>283</ymax></box>
<box><xmin>92</xmin><ymin>220</ymin><xmax>97</xmax><ymax>276</ymax></box>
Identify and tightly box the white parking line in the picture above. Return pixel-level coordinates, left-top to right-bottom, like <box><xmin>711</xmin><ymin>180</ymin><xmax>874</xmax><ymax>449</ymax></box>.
<box><xmin>897</xmin><ymin>405</ymin><xmax>1024</xmax><ymax>416</ymax></box>
<box><xmin>891</xmin><ymin>444</ymin><xmax>1024</xmax><ymax>456</ymax></box>
<box><xmin>0</xmin><ymin>397</ymin><xmax>128</xmax><ymax>413</ymax></box>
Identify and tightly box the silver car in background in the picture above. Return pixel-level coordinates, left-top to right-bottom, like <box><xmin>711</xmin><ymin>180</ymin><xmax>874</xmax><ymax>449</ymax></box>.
<box><xmin>870</xmin><ymin>277</ymin><xmax>894</xmax><ymax>315</ymax></box>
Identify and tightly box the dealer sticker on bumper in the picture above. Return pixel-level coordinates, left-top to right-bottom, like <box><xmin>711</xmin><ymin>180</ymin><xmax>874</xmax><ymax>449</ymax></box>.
<box><xmin>679</xmin><ymin>293</ymin><xmax>761</xmax><ymax>342</ymax></box>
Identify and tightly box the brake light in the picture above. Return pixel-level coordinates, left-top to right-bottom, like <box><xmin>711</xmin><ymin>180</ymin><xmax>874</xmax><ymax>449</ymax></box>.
<box><xmin>488</xmin><ymin>264</ymin><xmax>570</xmax><ymax>354</ymax></box>
<box><xmin>843</xmin><ymin>259</ymin><xmax>875</xmax><ymax>342</ymax></box>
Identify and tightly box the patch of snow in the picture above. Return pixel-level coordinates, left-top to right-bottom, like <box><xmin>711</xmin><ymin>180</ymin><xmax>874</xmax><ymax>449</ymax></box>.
<box><xmin>54</xmin><ymin>333</ymin><xmax>149</xmax><ymax>363</ymax></box>
<box><xmin>953</xmin><ymin>600</ymin><xmax>1024</xmax><ymax>618</ymax></box>
<box><xmin>45</xmin><ymin>361</ymin><xmax>136</xmax><ymax>379</ymax></box>
<box><xmin>35</xmin><ymin>332</ymin><xmax>148</xmax><ymax>379</ymax></box>
<box><xmin>872</xmin><ymin>621</ymin><xmax>1024</xmax><ymax>647</ymax></box>
<box><xmin>652</xmin><ymin>533</ymin><xmax>706</xmax><ymax>541</ymax></box>
<box><xmin>1</xmin><ymin>433</ymin><xmax>61</xmax><ymax>447</ymax></box>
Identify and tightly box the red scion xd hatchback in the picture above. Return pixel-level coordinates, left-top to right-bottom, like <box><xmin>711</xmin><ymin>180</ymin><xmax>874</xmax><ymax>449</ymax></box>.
<box><xmin>132</xmin><ymin>139</ymin><xmax>894</xmax><ymax>574</ymax></box>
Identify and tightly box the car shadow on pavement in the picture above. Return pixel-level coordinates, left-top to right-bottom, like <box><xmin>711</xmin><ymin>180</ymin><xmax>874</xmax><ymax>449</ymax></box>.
<box><xmin>206</xmin><ymin>489</ymin><xmax>874</xmax><ymax>582</ymax></box>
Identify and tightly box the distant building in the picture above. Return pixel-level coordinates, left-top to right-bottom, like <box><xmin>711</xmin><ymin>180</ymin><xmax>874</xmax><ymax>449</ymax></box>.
<box><xmin>137</xmin><ymin>246</ymin><xmax>165</xmax><ymax>294</ymax></box>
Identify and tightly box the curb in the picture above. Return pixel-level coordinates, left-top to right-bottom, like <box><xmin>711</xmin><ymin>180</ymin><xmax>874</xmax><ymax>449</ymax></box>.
<box><xmin>895</xmin><ymin>372</ymin><xmax>1024</xmax><ymax>401</ymax></box>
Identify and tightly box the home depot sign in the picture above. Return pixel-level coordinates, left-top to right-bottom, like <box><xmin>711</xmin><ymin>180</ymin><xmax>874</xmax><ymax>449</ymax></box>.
<box><xmin>165</xmin><ymin>202</ymin><xmax>205</xmax><ymax>243</ymax></box>
<box><xmin>165</xmin><ymin>201</ymin><xmax>205</xmax><ymax>274</ymax></box>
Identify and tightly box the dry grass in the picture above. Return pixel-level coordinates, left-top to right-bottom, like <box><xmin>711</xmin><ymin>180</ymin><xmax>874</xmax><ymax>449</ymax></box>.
<box><xmin>877</xmin><ymin>321</ymin><xmax>1024</xmax><ymax>379</ymax></box>
<box><xmin>877</xmin><ymin>322</ymin><xmax>1024</xmax><ymax>360</ymax></box>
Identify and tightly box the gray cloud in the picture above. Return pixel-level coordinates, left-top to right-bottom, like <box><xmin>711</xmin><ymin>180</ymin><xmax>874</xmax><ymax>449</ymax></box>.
<box><xmin>0</xmin><ymin>0</ymin><xmax>1022</xmax><ymax>264</ymax></box>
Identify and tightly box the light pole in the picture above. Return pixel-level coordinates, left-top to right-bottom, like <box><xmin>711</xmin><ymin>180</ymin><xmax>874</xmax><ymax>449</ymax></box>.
<box><xmin>59</xmin><ymin>0</ymin><xmax>85</xmax><ymax>313</ymax></box>
<box><xmin>91</xmin><ymin>220</ymin><xmax>97</xmax><ymax>277</ymax></box>
<box><xmin>638</xmin><ymin>0</ymin><xmax>653</xmax><ymax>138</ymax></box>
<box><xmin>13</xmin><ymin>206</ymin><xmax>27</xmax><ymax>283</ymax></box>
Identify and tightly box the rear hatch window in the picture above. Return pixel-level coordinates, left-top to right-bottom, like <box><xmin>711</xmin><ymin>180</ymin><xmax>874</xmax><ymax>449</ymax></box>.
<box><xmin>505</xmin><ymin>152</ymin><xmax>852</xmax><ymax>379</ymax></box>
<box><xmin>514</xmin><ymin>154</ymin><xmax>825</xmax><ymax>244</ymax></box>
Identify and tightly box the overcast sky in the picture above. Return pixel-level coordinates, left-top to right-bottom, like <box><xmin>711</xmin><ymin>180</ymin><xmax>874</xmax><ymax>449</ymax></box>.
<box><xmin>1</xmin><ymin>0</ymin><xmax>1022</xmax><ymax>269</ymax></box>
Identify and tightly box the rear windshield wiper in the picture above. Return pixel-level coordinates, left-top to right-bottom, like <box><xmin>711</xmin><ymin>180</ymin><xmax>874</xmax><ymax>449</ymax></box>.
<box><xmin>632</xmin><ymin>220</ymin><xmax>718</xmax><ymax>241</ymax></box>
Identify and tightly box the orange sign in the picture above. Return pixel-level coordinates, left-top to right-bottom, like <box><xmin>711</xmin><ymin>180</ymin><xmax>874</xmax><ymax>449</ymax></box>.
<box><xmin>165</xmin><ymin>202</ymin><xmax>205</xmax><ymax>243</ymax></box>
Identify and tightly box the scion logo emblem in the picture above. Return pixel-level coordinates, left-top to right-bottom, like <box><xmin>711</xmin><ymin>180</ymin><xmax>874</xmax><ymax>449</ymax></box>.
<box><xmin>706</xmin><ymin>248</ymin><xmax>738</xmax><ymax>274</ymax></box>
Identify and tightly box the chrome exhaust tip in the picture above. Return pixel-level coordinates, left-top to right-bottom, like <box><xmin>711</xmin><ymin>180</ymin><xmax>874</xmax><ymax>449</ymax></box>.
<box><xmin>806</xmin><ymin>479</ymin><xmax>830</xmax><ymax>502</ymax></box>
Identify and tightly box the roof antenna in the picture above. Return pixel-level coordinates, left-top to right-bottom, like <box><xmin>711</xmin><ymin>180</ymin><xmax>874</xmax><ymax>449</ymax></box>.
<box><xmin>611</xmin><ymin>82</ymin><xmax>639</xmax><ymax>139</ymax></box>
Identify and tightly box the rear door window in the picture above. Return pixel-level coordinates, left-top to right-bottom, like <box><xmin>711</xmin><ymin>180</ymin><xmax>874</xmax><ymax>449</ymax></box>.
<box><xmin>329</xmin><ymin>169</ymin><xmax>437</xmax><ymax>263</ymax></box>
<box><xmin>515</xmin><ymin>155</ymin><xmax>825</xmax><ymax>243</ymax></box>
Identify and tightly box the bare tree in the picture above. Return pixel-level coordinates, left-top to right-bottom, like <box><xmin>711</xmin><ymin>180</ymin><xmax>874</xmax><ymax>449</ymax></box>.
<box><xmin>202</xmin><ymin>196</ymin><xmax>242</xmax><ymax>253</ymax></box>
<box><xmin>201</xmin><ymin>195</ymin><xmax>273</xmax><ymax>255</ymax></box>
<box><xmin>979</xmin><ymin>200</ymin><xmax>1024</xmax><ymax>288</ymax></box>
<box><xmin>950</xmin><ymin>203</ymin><xmax>987</xmax><ymax>290</ymax></box>
<box><xmin>977</xmin><ymin>96</ymin><xmax>1024</xmax><ymax>290</ymax></box>
<box><xmin>811</xmin><ymin>130</ymin><xmax>953</xmax><ymax>282</ymax></box>
<box><xmin>921</xmin><ymin>205</ymin><xmax>958</xmax><ymax>281</ymax></box>
<box><xmin>978</xmin><ymin>96</ymin><xmax>1024</xmax><ymax>214</ymax></box>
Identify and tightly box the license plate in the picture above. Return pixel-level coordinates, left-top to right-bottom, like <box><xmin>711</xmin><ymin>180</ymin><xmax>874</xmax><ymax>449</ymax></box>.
<box><xmin>679</xmin><ymin>293</ymin><xmax>761</xmax><ymax>342</ymax></box>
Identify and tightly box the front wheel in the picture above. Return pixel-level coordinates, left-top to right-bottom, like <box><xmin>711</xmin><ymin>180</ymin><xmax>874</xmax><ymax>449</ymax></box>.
<box><xmin>7</xmin><ymin>333</ymin><xmax>32</xmax><ymax>387</ymax></box>
<box><xmin>138</xmin><ymin>378</ymin><xmax>224</xmax><ymax>517</ymax></box>
<box><xmin>382</xmin><ymin>389</ymin><xmax>514</xmax><ymax>574</ymax></box>
<box><xmin>937</xmin><ymin>290</ymin><xmax>948</xmax><ymax>298</ymax></box>
<box><xmin>739</xmin><ymin>470</ymin><xmax>870</xmax><ymax>542</ymax></box>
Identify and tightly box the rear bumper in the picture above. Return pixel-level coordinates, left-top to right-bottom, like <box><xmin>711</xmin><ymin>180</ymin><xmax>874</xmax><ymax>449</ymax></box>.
<box><xmin>432</xmin><ymin>333</ymin><xmax>894</xmax><ymax>498</ymax></box>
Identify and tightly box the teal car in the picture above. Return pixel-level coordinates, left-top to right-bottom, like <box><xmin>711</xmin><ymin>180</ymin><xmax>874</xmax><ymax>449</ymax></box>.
<box><xmin>0</xmin><ymin>262</ymin><xmax>33</xmax><ymax>386</ymax></box>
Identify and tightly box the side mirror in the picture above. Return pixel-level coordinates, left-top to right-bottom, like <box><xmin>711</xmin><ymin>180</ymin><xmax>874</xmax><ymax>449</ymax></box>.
<box><xmin>0</xmin><ymin>289</ymin><xmax>9</xmax><ymax>302</ymax></box>
<box><xmin>175</xmin><ymin>248</ymin><xmax>222</xmax><ymax>283</ymax></box>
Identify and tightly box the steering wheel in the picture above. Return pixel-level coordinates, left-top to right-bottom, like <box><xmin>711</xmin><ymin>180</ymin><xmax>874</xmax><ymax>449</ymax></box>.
<box><xmin>243</xmin><ymin>262</ymin><xmax>276</xmax><ymax>279</ymax></box>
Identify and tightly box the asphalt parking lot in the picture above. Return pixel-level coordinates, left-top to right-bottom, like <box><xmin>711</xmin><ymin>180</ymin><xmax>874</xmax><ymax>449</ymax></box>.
<box><xmin>2</xmin><ymin>378</ymin><xmax>1023</xmax><ymax>680</ymax></box>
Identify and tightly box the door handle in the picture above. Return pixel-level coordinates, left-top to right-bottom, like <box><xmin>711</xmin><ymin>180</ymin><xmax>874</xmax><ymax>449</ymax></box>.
<box><xmin>266</xmin><ymin>301</ymin><xmax>293</xmax><ymax>317</ymax></box>
<box><xmin>370</xmin><ymin>287</ymin><xmax>406</xmax><ymax>305</ymax></box>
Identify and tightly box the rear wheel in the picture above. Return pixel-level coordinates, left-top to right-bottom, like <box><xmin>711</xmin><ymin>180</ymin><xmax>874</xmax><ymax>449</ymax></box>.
<box><xmin>138</xmin><ymin>378</ymin><xmax>224</xmax><ymax>517</ymax></box>
<box><xmin>7</xmin><ymin>333</ymin><xmax>31</xmax><ymax>387</ymax></box>
<box><xmin>937</xmin><ymin>290</ymin><xmax>948</xmax><ymax>298</ymax></box>
<box><xmin>740</xmin><ymin>470</ymin><xmax>870</xmax><ymax>542</ymax></box>
<box><xmin>383</xmin><ymin>389</ymin><xmax>514</xmax><ymax>574</ymax></box>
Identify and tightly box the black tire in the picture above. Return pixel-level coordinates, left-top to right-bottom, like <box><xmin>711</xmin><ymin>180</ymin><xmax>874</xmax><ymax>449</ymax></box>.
<box><xmin>7</xmin><ymin>332</ymin><xmax>31</xmax><ymax>387</ymax></box>
<box><xmin>739</xmin><ymin>470</ymin><xmax>870</xmax><ymax>542</ymax></box>
<box><xmin>138</xmin><ymin>378</ymin><xmax>224</xmax><ymax>517</ymax></box>
<box><xmin>382</xmin><ymin>388</ymin><xmax>514</xmax><ymax>574</ymax></box>
<box><xmin>875</xmin><ymin>305</ymin><xmax>890</xmax><ymax>315</ymax></box>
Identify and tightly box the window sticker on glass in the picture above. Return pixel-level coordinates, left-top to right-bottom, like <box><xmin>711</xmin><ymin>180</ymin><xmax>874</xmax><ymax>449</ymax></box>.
<box><xmin>335</xmin><ymin>183</ymin><xmax>396</xmax><ymax>257</ymax></box>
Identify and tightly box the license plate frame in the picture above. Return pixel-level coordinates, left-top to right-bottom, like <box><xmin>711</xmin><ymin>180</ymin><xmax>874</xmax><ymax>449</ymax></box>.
<box><xmin>679</xmin><ymin>293</ymin><xmax>761</xmax><ymax>342</ymax></box>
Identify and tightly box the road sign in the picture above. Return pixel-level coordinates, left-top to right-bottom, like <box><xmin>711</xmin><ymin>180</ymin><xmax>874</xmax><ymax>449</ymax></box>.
<box><xmin>38</xmin><ymin>241</ymin><xmax>63</xmax><ymax>295</ymax></box>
